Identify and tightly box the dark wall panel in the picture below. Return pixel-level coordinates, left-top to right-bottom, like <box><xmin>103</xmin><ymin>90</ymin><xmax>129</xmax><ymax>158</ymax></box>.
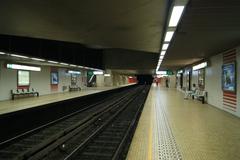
<box><xmin>0</xmin><ymin>34</ymin><xmax>103</xmax><ymax>69</ymax></box>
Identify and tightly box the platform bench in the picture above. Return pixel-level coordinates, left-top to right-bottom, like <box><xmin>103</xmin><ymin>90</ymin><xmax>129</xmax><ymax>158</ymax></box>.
<box><xmin>192</xmin><ymin>90</ymin><xmax>207</xmax><ymax>104</ymax></box>
<box><xmin>69</xmin><ymin>85</ymin><xmax>81</xmax><ymax>92</ymax></box>
<box><xmin>11</xmin><ymin>88</ymin><xmax>39</xmax><ymax>100</ymax></box>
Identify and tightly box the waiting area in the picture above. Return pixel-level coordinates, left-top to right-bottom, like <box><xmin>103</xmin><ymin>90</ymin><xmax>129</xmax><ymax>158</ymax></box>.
<box><xmin>127</xmin><ymin>85</ymin><xmax>240</xmax><ymax>160</ymax></box>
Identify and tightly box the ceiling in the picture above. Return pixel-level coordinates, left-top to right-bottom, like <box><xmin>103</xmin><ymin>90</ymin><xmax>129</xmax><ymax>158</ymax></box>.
<box><xmin>162</xmin><ymin>0</ymin><xmax>240</xmax><ymax>70</ymax></box>
<box><xmin>1</xmin><ymin>0</ymin><xmax>238</xmax><ymax>74</ymax></box>
<box><xmin>0</xmin><ymin>0</ymin><xmax>167</xmax><ymax>53</ymax></box>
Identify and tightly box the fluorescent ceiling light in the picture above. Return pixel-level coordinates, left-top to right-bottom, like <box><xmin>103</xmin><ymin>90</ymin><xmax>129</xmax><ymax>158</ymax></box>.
<box><xmin>177</xmin><ymin>70</ymin><xmax>183</xmax><ymax>74</ymax></box>
<box><xmin>93</xmin><ymin>71</ymin><xmax>104</xmax><ymax>75</ymax></box>
<box><xmin>161</xmin><ymin>51</ymin><xmax>166</xmax><ymax>56</ymax></box>
<box><xmin>70</xmin><ymin>64</ymin><xmax>77</xmax><ymax>67</ymax></box>
<box><xmin>162</xmin><ymin>44</ymin><xmax>169</xmax><ymax>50</ymax></box>
<box><xmin>10</xmin><ymin>54</ymin><xmax>29</xmax><ymax>59</ymax></box>
<box><xmin>160</xmin><ymin>55</ymin><xmax>164</xmax><ymax>60</ymax></box>
<box><xmin>104</xmin><ymin>74</ymin><xmax>111</xmax><ymax>77</ymax></box>
<box><xmin>164</xmin><ymin>31</ymin><xmax>174</xmax><ymax>42</ymax></box>
<box><xmin>60</xmin><ymin>63</ymin><xmax>69</xmax><ymax>66</ymax></box>
<box><xmin>156</xmin><ymin>71</ymin><xmax>167</xmax><ymax>75</ymax></box>
<box><xmin>0</xmin><ymin>51</ymin><xmax>6</xmax><ymax>55</ymax></box>
<box><xmin>68</xmin><ymin>70</ymin><xmax>81</xmax><ymax>74</ymax></box>
<box><xmin>169</xmin><ymin>6</ymin><xmax>185</xmax><ymax>27</ymax></box>
<box><xmin>77</xmin><ymin>65</ymin><xmax>84</xmax><ymax>68</ymax></box>
<box><xmin>7</xmin><ymin>64</ymin><xmax>41</xmax><ymax>71</ymax></box>
<box><xmin>193</xmin><ymin>62</ymin><xmax>207</xmax><ymax>71</ymax></box>
<box><xmin>31</xmin><ymin>57</ymin><xmax>45</xmax><ymax>61</ymax></box>
<box><xmin>48</xmin><ymin>60</ymin><xmax>58</xmax><ymax>64</ymax></box>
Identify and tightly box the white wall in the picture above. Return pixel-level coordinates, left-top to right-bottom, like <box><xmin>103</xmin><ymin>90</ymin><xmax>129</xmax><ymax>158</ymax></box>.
<box><xmin>0</xmin><ymin>61</ymin><xmax>17</xmax><ymax>100</ymax></box>
<box><xmin>205</xmin><ymin>54</ymin><xmax>223</xmax><ymax>111</ymax></box>
<box><xmin>0</xmin><ymin>62</ymin><xmax>87</xmax><ymax>101</ymax></box>
<box><xmin>178</xmin><ymin>46</ymin><xmax>240</xmax><ymax>117</ymax></box>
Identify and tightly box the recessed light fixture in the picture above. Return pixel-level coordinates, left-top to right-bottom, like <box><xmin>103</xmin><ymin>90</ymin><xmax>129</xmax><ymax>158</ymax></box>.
<box><xmin>104</xmin><ymin>74</ymin><xmax>111</xmax><ymax>77</ymax></box>
<box><xmin>7</xmin><ymin>64</ymin><xmax>41</xmax><ymax>71</ymax></box>
<box><xmin>10</xmin><ymin>54</ymin><xmax>29</xmax><ymax>59</ymax></box>
<box><xmin>164</xmin><ymin>31</ymin><xmax>174</xmax><ymax>42</ymax></box>
<box><xmin>162</xmin><ymin>44</ymin><xmax>169</xmax><ymax>50</ymax></box>
<box><xmin>60</xmin><ymin>63</ymin><xmax>69</xmax><ymax>66</ymax></box>
<box><xmin>48</xmin><ymin>60</ymin><xmax>58</xmax><ymax>64</ymax></box>
<box><xmin>156</xmin><ymin>71</ymin><xmax>167</xmax><ymax>75</ymax></box>
<box><xmin>169</xmin><ymin>6</ymin><xmax>185</xmax><ymax>27</ymax></box>
<box><xmin>193</xmin><ymin>62</ymin><xmax>207</xmax><ymax>71</ymax></box>
<box><xmin>161</xmin><ymin>51</ymin><xmax>166</xmax><ymax>56</ymax></box>
<box><xmin>31</xmin><ymin>57</ymin><xmax>45</xmax><ymax>62</ymax></box>
<box><xmin>68</xmin><ymin>70</ymin><xmax>81</xmax><ymax>74</ymax></box>
<box><xmin>93</xmin><ymin>71</ymin><xmax>104</xmax><ymax>75</ymax></box>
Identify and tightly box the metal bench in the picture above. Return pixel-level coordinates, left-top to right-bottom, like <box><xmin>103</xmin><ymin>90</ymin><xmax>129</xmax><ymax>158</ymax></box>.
<box><xmin>11</xmin><ymin>88</ymin><xmax>39</xmax><ymax>100</ymax></box>
<box><xmin>192</xmin><ymin>90</ymin><xmax>207</xmax><ymax>104</ymax></box>
<box><xmin>69</xmin><ymin>85</ymin><xmax>81</xmax><ymax>92</ymax></box>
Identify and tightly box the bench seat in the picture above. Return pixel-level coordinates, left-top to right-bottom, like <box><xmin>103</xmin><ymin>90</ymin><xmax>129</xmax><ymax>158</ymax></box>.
<box><xmin>11</xmin><ymin>88</ymin><xmax>39</xmax><ymax>100</ymax></box>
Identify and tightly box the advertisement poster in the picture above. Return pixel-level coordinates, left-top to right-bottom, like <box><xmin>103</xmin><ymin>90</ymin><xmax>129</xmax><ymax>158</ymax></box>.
<box><xmin>222</xmin><ymin>63</ymin><xmax>236</xmax><ymax>92</ymax></box>
<box><xmin>51</xmin><ymin>72</ymin><xmax>59</xmax><ymax>85</ymax></box>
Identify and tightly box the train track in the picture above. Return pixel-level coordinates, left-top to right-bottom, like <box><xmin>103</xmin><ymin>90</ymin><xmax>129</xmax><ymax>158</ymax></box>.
<box><xmin>0</xmin><ymin>85</ymin><xmax>150</xmax><ymax>160</ymax></box>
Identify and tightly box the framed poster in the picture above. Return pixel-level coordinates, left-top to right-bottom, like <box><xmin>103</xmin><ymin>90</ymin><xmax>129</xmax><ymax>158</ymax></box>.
<box><xmin>222</xmin><ymin>62</ymin><xmax>236</xmax><ymax>92</ymax></box>
<box><xmin>18</xmin><ymin>70</ymin><xmax>30</xmax><ymax>86</ymax></box>
<box><xmin>51</xmin><ymin>72</ymin><xmax>59</xmax><ymax>85</ymax></box>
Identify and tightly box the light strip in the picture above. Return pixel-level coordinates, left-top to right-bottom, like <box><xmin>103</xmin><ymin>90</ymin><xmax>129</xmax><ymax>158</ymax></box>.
<box><xmin>164</xmin><ymin>31</ymin><xmax>174</xmax><ymax>42</ymax></box>
<box><xmin>7</xmin><ymin>64</ymin><xmax>41</xmax><ymax>71</ymax></box>
<box><xmin>68</xmin><ymin>70</ymin><xmax>81</xmax><ymax>74</ymax></box>
<box><xmin>178</xmin><ymin>70</ymin><xmax>183</xmax><ymax>74</ymax></box>
<box><xmin>169</xmin><ymin>6</ymin><xmax>185</xmax><ymax>27</ymax></box>
<box><xmin>60</xmin><ymin>63</ymin><xmax>69</xmax><ymax>66</ymax></box>
<box><xmin>93</xmin><ymin>71</ymin><xmax>104</xmax><ymax>75</ymax></box>
<box><xmin>160</xmin><ymin>55</ymin><xmax>164</xmax><ymax>60</ymax></box>
<box><xmin>10</xmin><ymin>54</ymin><xmax>29</xmax><ymax>59</ymax></box>
<box><xmin>0</xmin><ymin>52</ymin><xmax>6</xmax><ymax>55</ymax></box>
<box><xmin>156</xmin><ymin>71</ymin><xmax>167</xmax><ymax>75</ymax></box>
<box><xmin>162</xmin><ymin>44</ymin><xmax>169</xmax><ymax>50</ymax></box>
<box><xmin>193</xmin><ymin>62</ymin><xmax>207</xmax><ymax>71</ymax></box>
<box><xmin>31</xmin><ymin>57</ymin><xmax>45</xmax><ymax>62</ymax></box>
<box><xmin>48</xmin><ymin>60</ymin><xmax>58</xmax><ymax>64</ymax></box>
<box><xmin>104</xmin><ymin>74</ymin><xmax>111</xmax><ymax>77</ymax></box>
<box><xmin>160</xmin><ymin>51</ymin><xmax>166</xmax><ymax>56</ymax></box>
<box><xmin>70</xmin><ymin>64</ymin><xmax>77</xmax><ymax>67</ymax></box>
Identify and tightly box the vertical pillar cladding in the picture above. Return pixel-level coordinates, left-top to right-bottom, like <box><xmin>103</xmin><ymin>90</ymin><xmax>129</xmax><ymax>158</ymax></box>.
<box><xmin>222</xmin><ymin>49</ymin><xmax>237</xmax><ymax>113</ymax></box>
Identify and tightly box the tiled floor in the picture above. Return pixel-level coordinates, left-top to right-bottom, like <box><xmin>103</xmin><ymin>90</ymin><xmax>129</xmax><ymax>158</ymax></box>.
<box><xmin>127</xmin><ymin>85</ymin><xmax>240</xmax><ymax>160</ymax></box>
<box><xmin>0</xmin><ymin>84</ymin><xmax>135</xmax><ymax>115</ymax></box>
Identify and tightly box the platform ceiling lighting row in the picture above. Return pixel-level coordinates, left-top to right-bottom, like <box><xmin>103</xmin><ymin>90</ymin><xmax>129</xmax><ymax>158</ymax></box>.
<box><xmin>7</xmin><ymin>64</ymin><xmax>41</xmax><ymax>71</ymax></box>
<box><xmin>0</xmin><ymin>51</ymin><xmax>102</xmax><ymax>71</ymax></box>
<box><xmin>68</xmin><ymin>70</ymin><xmax>81</xmax><ymax>75</ymax></box>
<box><xmin>192</xmin><ymin>62</ymin><xmax>207</xmax><ymax>71</ymax></box>
<box><xmin>156</xmin><ymin>5</ymin><xmax>185</xmax><ymax>72</ymax></box>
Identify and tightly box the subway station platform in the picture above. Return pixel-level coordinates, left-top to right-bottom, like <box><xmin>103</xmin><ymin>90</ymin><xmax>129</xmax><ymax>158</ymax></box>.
<box><xmin>127</xmin><ymin>85</ymin><xmax>240</xmax><ymax>160</ymax></box>
<box><xmin>0</xmin><ymin>83</ymin><xmax>135</xmax><ymax>115</ymax></box>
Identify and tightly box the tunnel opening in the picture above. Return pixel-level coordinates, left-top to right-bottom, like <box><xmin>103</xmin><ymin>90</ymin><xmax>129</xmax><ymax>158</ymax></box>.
<box><xmin>137</xmin><ymin>75</ymin><xmax>153</xmax><ymax>85</ymax></box>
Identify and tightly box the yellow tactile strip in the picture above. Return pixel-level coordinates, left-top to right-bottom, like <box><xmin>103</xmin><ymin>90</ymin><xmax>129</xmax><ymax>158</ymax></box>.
<box><xmin>127</xmin><ymin>85</ymin><xmax>182</xmax><ymax>160</ymax></box>
<box><xmin>154</xmin><ymin>91</ymin><xmax>182</xmax><ymax>160</ymax></box>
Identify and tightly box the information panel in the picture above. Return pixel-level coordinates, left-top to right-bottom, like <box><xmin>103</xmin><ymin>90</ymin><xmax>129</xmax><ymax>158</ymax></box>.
<box><xmin>18</xmin><ymin>70</ymin><xmax>30</xmax><ymax>86</ymax></box>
